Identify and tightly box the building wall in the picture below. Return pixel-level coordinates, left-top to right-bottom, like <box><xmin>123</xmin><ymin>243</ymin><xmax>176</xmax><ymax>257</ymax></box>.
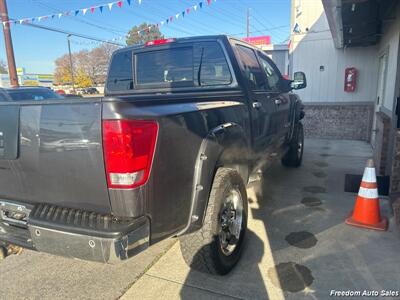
<box><xmin>290</xmin><ymin>0</ymin><xmax>379</xmax><ymax>103</ymax></box>
<box><xmin>290</xmin><ymin>0</ymin><xmax>380</xmax><ymax>141</ymax></box>
<box><xmin>372</xmin><ymin>4</ymin><xmax>400</xmax><ymax>178</ymax></box>
<box><xmin>377</xmin><ymin>5</ymin><xmax>400</xmax><ymax>114</ymax></box>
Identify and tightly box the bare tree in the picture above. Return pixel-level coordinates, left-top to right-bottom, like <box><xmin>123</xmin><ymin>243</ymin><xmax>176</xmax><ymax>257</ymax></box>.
<box><xmin>0</xmin><ymin>59</ymin><xmax>7</xmax><ymax>74</ymax></box>
<box><xmin>54</xmin><ymin>43</ymin><xmax>119</xmax><ymax>85</ymax></box>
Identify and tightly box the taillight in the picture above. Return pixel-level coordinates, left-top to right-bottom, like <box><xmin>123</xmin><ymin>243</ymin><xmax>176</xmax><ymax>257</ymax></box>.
<box><xmin>145</xmin><ymin>38</ymin><xmax>176</xmax><ymax>46</ymax></box>
<box><xmin>102</xmin><ymin>119</ymin><xmax>158</xmax><ymax>189</ymax></box>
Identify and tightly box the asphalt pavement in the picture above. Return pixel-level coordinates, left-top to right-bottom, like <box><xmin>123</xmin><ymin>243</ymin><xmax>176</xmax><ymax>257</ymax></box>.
<box><xmin>0</xmin><ymin>238</ymin><xmax>175</xmax><ymax>299</ymax></box>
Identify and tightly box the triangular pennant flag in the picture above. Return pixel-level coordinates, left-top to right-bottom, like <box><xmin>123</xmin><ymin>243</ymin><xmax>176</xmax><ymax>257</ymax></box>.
<box><xmin>175</xmin><ymin>13</ymin><xmax>179</xmax><ymax>19</ymax></box>
<box><xmin>38</xmin><ymin>16</ymin><xmax>43</xmax><ymax>22</ymax></box>
<box><xmin>199</xmin><ymin>2</ymin><xmax>203</xmax><ymax>8</ymax></box>
<box><xmin>90</xmin><ymin>6</ymin><xmax>95</xmax><ymax>13</ymax></box>
<box><xmin>64</xmin><ymin>11</ymin><xmax>70</xmax><ymax>16</ymax></box>
<box><xmin>170</xmin><ymin>16</ymin><xmax>173</xmax><ymax>22</ymax></box>
<box><xmin>166</xmin><ymin>19</ymin><xmax>169</xmax><ymax>24</ymax></box>
<box><xmin>82</xmin><ymin>8</ymin><xmax>88</xmax><ymax>15</ymax></box>
<box><xmin>58</xmin><ymin>13</ymin><xmax>63</xmax><ymax>18</ymax></box>
<box><xmin>42</xmin><ymin>16</ymin><xmax>48</xmax><ymax>20</ymax></box>
<box><xmin>51</xmin><ymin>15</ymin><xmax>55</xmax><ymax>19</ymax></box>
<box><xmin>127</xmin><ymin>0</ymin><xmax>131</xmax><ymax>5</ymax></box>
<box><xmin>182</xmin><ymin>11</ymin><xmax>185</xmax><ymax>17</ymax></box>
<box><xmin>160</xmin><ymin>21</ymin><xmax>164</xmax><ymax>25</ymax></box>
<box><xmin>138</xmin><ymin>0</ymin><xmax>142</xmax><ymax>4</ymax></box>
<box><xmin>99</xmin><ymin>6</ymin><xmax>104</xmax><ymax>13</ymax></box>
<box><xmin>186</xmin><ymin>8</ymin><xmax>190</xmax><ymax>14</ymax></box>
<box><xmin>207</xmin><ymin>0</ymin><xmax>211</xmax><ymax>5</ymax></box>
<box><xmin>108</xmin><ymin>3</ymin><xmax>113</xmax><ymax>10</ymax></box>
<box><xmin>31</xmin><ymin>18</ymin><xmax>35</xmax><ymax>22</ymax></box>
<box><xmin>2</xmin><ymin>21</ymin><xmax>6</xmax><ymax>27</ymax></box>
<box><xmin>19</xmin><ymin>19</ymin><xmax>24</xmax><ymax>24</ymax></box>
<box><xmin>117</xmin><ymin>1</ymin><xmax>123</xmax><ymax>8</ymax></box>
<box><xmin>75</xmin><ymin>10</ymin><xmax>79</xmax><ymax>16</ymax></box>
<box><xmin>194</xmin><ymin>5</ymin><xmax>197</xmax><ymax>10</ymax></box>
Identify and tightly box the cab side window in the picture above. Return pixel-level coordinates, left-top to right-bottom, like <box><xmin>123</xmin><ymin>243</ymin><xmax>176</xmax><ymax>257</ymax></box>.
<box><xmin>258</xmin><ymin>54</ymin><xmax>281</xmax><ymax>92</ymax></box>
<box><xmin>236</xmin><ymin>45</ymin><xmax>266</xmax><ymax>90</ymax></box>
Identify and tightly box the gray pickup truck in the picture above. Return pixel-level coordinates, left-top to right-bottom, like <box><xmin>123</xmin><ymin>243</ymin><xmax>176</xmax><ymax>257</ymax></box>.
<box><xmin>0</xmin><ymin>35</ymin><xmax>306</xmax><ymax>275</ymax></box>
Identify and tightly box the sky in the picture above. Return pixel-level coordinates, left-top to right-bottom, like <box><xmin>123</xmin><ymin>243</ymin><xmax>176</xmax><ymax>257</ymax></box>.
<box><xmin>0</xmin><ymin>0</ymin><xmax>291</xmax><ymax>74</ymax></box>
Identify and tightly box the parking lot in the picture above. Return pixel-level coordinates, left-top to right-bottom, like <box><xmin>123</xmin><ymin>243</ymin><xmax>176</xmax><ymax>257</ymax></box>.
<box><xmin>1</xmin><ymin>138</ymin><xmax>399</xmax><ymax>299</ymax></box>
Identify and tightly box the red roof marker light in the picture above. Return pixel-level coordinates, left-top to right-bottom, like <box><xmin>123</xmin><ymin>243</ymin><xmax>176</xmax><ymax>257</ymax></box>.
<box><xmin>145</xmin><ymin>38</ymin><xmax>176</xmax><ymax>46</ymax></box>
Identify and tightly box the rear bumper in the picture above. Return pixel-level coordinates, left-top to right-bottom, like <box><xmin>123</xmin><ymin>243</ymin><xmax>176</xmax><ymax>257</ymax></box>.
<box><xmin>29</xmin><ymin>220</ymin><xmax>149</xmax><ymax>263</ymax></box>
<box><xmin>0</xmin><ymin>201</ymin><xmax>149</xmax><ymax>263</ymax></box>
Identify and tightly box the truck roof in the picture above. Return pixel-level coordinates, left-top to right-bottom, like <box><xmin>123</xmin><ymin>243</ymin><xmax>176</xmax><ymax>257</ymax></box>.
<box><xmin>115</xmin><ymin>35</ymin><xmax>251</xmax><ymax>53</ymax></box>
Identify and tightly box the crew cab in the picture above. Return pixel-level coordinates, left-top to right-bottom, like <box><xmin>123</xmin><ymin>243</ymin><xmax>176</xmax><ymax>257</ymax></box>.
<box><xmin>0</xmin><ymin>35</ymin><xmax>306</xmax><ymax>275</ymax></box>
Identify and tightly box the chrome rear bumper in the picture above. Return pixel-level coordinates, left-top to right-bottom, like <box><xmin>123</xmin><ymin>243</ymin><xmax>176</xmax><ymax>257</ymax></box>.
<box><xmin>0</xmin><ymin>200</ymin><xmax>149</xmax><ymax>263</ymax></box>
<box><xmin>29</xmin><ymin>221</ymin><xmax>149</xmax><ymax>263</ymax></box>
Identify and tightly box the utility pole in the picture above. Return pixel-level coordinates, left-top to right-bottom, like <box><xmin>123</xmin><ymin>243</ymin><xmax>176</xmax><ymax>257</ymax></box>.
<box><xmin>246</xmin><ymin>8</ymin><xmax>250</xmax><ymax>38</ymax></box>
<box><xmin>0</xmin><ymin>0</ymin><xmax>19</xmax><ymax>87</ymax></box>
<box><xmin>67</xmin><ymin>34</ymin><xmax>76</xmax><ymax>93</ymax></box>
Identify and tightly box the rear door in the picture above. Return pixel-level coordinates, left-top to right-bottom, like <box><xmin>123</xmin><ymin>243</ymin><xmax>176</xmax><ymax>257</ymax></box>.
<box><xmin>257</xmin><ymin>52</ymin><xmax>291</xmax><ymax>146</ymax></box>
<box><xmin>234</xmin><ymin>44</ymin><xmax>278</xmax><ymax>153</ymax></box>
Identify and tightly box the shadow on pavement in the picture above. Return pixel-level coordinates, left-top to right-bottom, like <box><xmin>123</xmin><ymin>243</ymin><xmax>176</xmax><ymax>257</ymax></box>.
<box><xmin>180</xmin><ymin>230</ymin><xmax>269</xmax><ymax>299</ymax></box>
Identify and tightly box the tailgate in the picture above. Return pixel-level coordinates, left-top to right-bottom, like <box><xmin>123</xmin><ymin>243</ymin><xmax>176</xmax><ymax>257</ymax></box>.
<box><xmin>0</xmin><ymin>99</ymin><xmax>111</xmax><ymax>214</ymax></box>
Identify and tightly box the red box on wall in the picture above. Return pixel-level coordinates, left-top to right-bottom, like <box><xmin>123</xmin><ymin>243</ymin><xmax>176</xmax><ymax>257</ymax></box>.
<box><xmin>344</xmin><ymin>67</ymin><xmax>357</xmax><ymax>92</ymax></box>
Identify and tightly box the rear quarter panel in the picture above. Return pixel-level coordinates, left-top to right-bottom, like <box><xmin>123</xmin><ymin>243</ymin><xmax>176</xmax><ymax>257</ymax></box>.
<box><xmin>102</xmin><ymin>93</ymin><xmax>250</xmax><ymax>242</ymax></box>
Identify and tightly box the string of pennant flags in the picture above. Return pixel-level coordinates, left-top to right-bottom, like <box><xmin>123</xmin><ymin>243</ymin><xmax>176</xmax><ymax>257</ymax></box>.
<box><xmin>2</xmin><ymin>0</ymin><xmax>216</xmax><ymax>40</ymax></box>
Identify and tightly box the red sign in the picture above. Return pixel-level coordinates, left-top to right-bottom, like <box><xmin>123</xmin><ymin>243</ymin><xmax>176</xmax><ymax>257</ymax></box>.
<box><xmin>242</xmin><ymin>36</ymin><xmax>271</xmax><ymax>46</ymax></box>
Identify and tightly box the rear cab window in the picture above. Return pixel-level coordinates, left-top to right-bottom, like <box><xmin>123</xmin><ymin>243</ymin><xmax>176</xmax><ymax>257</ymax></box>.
<box><xmin>106</xmin><ymin>40</ymin><xmax>234</xmax><ymax>94</ymax></box>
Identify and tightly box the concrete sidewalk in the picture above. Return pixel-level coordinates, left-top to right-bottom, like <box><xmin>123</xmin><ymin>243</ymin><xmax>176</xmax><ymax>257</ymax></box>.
<box><xmin>122</xmin><ymin>139</ymin><xmax>400</xmax><ymax>300</ymax></box>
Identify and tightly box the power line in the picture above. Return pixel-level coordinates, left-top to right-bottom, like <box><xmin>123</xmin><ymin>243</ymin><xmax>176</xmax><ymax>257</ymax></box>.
<box><xmin>15</xmin><ymin>20</ymin><xmax>124</xmax><ymax>46</ymax></box>
<box><xmin>228</xmin><ymin>25</ymin><xmax>289</xmax><ymax>37</ymax></box>
<box><xmin>143</xmin><ymin>1</ymin><xmax>220</xmax><ymax>35</ymax></box>
<box><xmin>31</xmin><ymin>0</ymin><xmax>129</xmax><ymax>36</ymax></box>
<box><xmin>120</xmin><ymin>3</ymin><xmax>199</xmax><ymax>37</ymax></box>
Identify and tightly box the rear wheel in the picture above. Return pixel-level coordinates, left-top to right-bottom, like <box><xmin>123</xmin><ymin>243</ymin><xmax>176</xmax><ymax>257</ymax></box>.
<box><xmin>179</xmin><ymin>168</ymin><xmax>248</xmax><ymax>275</ymax></box>
<box><xmin>282</xmin><ymin>122</ymin><xmax>304</xmax><ymax>167</ymax></box>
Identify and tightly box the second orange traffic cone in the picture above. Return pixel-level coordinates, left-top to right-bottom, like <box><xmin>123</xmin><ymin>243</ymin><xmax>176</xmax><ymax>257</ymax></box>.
<box><xmin>345</xmin><ymin>159</ymin><xmax>388</xmax><ymax>231</ymax></box>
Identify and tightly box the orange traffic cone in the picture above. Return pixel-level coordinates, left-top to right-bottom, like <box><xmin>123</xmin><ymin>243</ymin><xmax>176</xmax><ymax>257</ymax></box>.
<box><xmin>345</xmin><ymin>159</ymin><xmax>388</xmax><ymax>231</ymax></box>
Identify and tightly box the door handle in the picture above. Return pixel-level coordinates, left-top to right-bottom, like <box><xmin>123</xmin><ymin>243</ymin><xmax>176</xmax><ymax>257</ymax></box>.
<box><xmin>275</xmin><ymin>99</ymin><xmax>282</xmax><ymax>105</ymax></box>
<box><xmin>252</xmin><ymin>102</ymin><xmax>262</xmax><ymax>109</ymax></box>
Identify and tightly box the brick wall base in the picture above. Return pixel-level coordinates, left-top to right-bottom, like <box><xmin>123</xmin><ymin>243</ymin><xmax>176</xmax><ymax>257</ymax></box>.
<box><xmin>302</xmin><ymin>102</ymin><xmax>374</xmax><ymax>141</ymax></box>
<box><xmin>373</xmin><ymin>112</ymin><xmax>391</xmax><ymax>175</ymax></box>
<box><xmin>390</xmin><ymin>130</ymin><xmax>400</xmax><ymax>194</ymax></box>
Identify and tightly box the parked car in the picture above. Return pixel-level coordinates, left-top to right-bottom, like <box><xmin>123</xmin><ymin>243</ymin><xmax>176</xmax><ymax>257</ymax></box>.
<box><xmin>63</xmin><ymin>94</ymin><xmax>83</xmax><ymax>98</ymax></box>
<box><xmin>0</xmin><ymin>86</ymin><xmax>64</xmax><ymax>101</ymax></box>
<box><xmin>82</xmin><ymin>87</ymin><xmax>99</xmax><ymax>94</ymax></box>
<box><xmin>54</xmin><ymin>89</ymin><xmax>66</xmax><ymax>95</ymax></box>
<box><xmin>0</xmin><ymin>36</ymin><xmax>306</xmax><ymax>275</ymax></box>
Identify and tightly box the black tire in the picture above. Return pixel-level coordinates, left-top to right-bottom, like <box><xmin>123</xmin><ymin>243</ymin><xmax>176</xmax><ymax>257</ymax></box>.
<box><xmin>179</xmin><ymin>168</ymin><xmax>248</xmax><ymax>275</ymax></box>
<box><xmin>282</xmin><ymin>122</ymin><xmax>304</xmax><ymax>167</ymax></box>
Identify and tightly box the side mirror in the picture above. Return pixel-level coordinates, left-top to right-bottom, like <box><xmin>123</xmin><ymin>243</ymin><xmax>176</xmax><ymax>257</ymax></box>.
<box><xmin>292</xmin><ymin>71</ymin><xmax>307</xmax><ymax>90</ymax></box>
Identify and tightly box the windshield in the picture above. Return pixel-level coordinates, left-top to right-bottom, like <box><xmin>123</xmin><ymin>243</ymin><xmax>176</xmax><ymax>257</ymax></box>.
<box><xmin>6</xmin><ymin>88</ymin><xmax>64</xmax><ymax>101</ymax></box>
